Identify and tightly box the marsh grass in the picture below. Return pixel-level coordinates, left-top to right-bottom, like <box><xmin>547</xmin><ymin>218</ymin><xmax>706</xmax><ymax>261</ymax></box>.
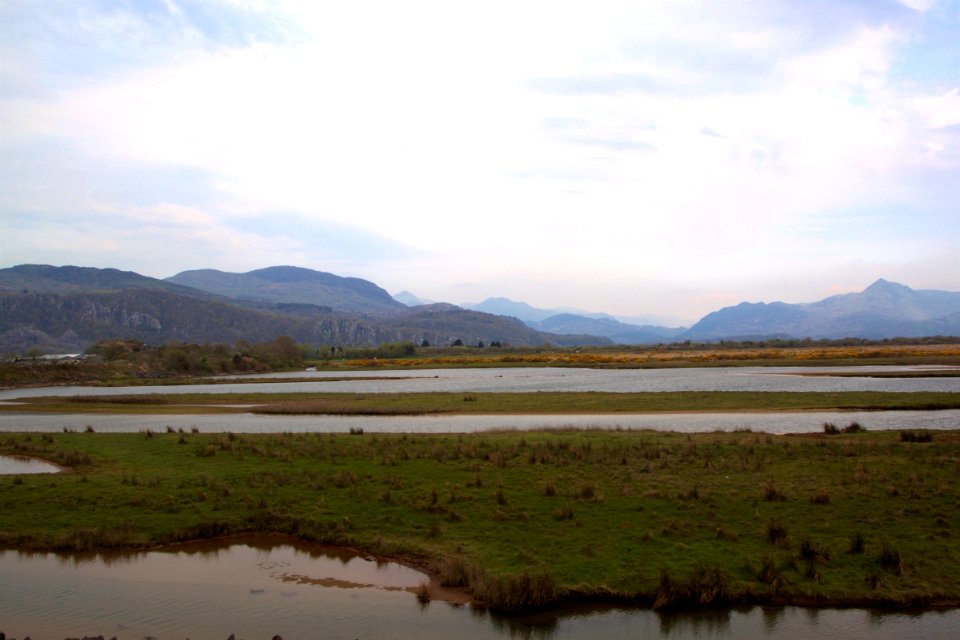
<box><xmin>1</xmin><ymin>428</ymin><xmax>959</xmax><ymax>611</ymax></box>
<box><xmin>10</xmin><ymin>390</ymin><xmax>960</xmax><ymax>416</ymax></box>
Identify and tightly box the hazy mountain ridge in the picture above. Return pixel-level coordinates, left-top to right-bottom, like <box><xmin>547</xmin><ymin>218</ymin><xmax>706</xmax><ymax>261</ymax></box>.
<box><xmin>393</xmin><ymin>290</ymin><xmax>434</xmax><ymax>306</ymax></box>
<box><xmin>1</xmin><ymin>266</ymin><xmax>957</xmax><ymax>354</ymax></box>
<box><xmin>167</xmin><ymin>266</ymin><xmax>405</xmax><ymax>314</ymax></box>
<box><xmin>529</xmin><ymin>313</ymin><xmax>686</xmax><ymax>344</ymax></box>
<box><xmin>682</xmin><ymin>279</ymin><xmax>960</xmax><ymax>340</ymax></box>
<box><xmin>464</xmin><ymin>298</ymin><xmax>686</xmax><ymax>344</ymax></box>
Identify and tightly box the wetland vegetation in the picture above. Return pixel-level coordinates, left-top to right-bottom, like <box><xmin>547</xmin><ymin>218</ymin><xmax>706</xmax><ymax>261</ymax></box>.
<box><xmin>3</xmin><ymin>339</ymin><xmax>958</xmax><ymax>616</ymax></box>
<box><xmin>2</xmin><ymin>428</ymin><xmax>958</xmax><ymax>613</ymax></box>
<box><xmin>4</xmin><ymin>338</ymin><xmax>959</xmax><ymax>390</ymax></box>
<box><xmin>4</xmin><ymin>390</ymin><xmax>958</xmax><ymax>416</ymax></box>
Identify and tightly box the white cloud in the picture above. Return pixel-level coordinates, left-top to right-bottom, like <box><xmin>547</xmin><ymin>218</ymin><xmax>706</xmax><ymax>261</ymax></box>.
<box><xmin>2</xmin><ymin>0</ymin><xmax>957</xmax><ymax>320</ymax></box>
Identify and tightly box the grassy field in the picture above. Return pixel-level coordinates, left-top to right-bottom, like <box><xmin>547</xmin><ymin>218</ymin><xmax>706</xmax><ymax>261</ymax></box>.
<box><xmin>2</xmin><ymin>428</ymin><xmax>959</xmax><ymax>612</ymax></box>
<box><xmin>3</xmin><ymin>390</ymin><xmax>960</xmax><ymax>415</ymax></box>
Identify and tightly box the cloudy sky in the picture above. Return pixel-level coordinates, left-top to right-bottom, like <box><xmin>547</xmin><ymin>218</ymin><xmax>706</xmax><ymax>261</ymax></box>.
<box><xmin>1</xmin><ymin>0</ymin><xmax>957</xmax><ymax>324</ymax></box>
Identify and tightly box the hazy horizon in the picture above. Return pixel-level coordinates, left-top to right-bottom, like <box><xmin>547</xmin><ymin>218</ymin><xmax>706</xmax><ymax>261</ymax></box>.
<box><xmin>2</xmin><ymin>1</ymin><xmax>958</xmax><ymax>324</ymax></box>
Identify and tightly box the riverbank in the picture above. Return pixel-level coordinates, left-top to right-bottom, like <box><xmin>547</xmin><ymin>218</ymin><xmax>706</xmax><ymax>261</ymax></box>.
<box><xmin>2</xmin><ymin>429</ymin><xmax>959</xmax><ymax>613</ymax></box>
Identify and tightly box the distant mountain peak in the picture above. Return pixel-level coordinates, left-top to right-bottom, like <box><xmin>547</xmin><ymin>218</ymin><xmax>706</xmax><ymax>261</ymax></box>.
<box><xmin>684</xmin><ymin>279</ymin><xmax>960</xmax><ymax>340</ymax></box>
<box><xmin>393</xmin><ymin>291</ymin><xmax>434</xmax><ymax>306</ymax></box>
<box><xmin>863</xmin><ymin>278</ymin><xmax>911</xmax><ymax>295</ymax></box>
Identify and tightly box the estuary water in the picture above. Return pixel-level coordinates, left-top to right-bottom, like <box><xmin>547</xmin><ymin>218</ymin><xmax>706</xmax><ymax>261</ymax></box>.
<box><xmin>1</xmin><ymin>538</ymin><xmax>957</xmax><ymax>640</ymax></box>
<box><xmin>0</xmin><ymin>365</ymin><xmax>957</xmax><ymax>434</ymax></box>
<box><xmin>2</xmin><ymin>367</ymin><xmax>958</xmax><ymax>638</ymax></box>
<box><xmin>1</xmin><ymin>365</ymin><xmax>959</xmax><ymax>400</ymax></box>
<box><xmin>1</xmin><ymin>408</ymin><xmax>959</xmax><ymax>434</ymax></box>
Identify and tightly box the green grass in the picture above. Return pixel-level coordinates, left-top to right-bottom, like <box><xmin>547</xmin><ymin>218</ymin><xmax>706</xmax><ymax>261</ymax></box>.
<box><xmin>3</xmin><ymin>390</ymin><xmax>959</xmax><ymax>415</ymax></box>
<box><xmin>2</xmin><ymin>428</ymin><xmax>959</xmax><ymax>612</ymax></box>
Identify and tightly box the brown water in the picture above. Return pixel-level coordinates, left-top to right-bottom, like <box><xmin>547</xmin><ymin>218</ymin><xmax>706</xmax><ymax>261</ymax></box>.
<box><xmin>1</xmin><ymin>536</ymin><xmax>958</xmax><ymax>640</ymax></box>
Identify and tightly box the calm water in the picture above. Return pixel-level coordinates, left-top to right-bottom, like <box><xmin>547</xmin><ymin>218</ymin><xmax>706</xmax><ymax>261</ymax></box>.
<box><xmin>0</xmin><ymin>365</ymin><xmax>957</xmax><ymax>434</ymax></box>
<box><xmin>0</xmin><ymin>409</ymin><xmax>958</xmax><ymax>434</ymax></box>
<box><xmin>1</xmin><ymin>538</ymin><xmax>957</xmax><ymax>640</ymax></box>
<box><xmin>0</xmin><ymin>454</ymin><xmax>61</xmax><ymax>474</ymax></box>
<box><xmin>1</xmin><ymin>365</ymin><xmax>959</xmax><ymax>400</ymax></box>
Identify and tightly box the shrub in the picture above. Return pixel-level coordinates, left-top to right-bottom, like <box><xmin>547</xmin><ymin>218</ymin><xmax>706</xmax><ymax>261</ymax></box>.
<box><xmin>415</xmin><ymin>581</ymin><xmax>431</xmax><ymax>604</ymax></box>
<box><xmin>843</xmin><ymin>421</ymin><xmax>866</xmax><ymax>434</ymax></box>
<box><xmin>654</xmin><ymin>565</ymin><xmax>730</xmax><ymax>609</ymax></box>
<box><xmin>767</xmin><ymin>519</ymin><xmax>788</xmax><ymax>545</ymax></box>
<box><xmin>810</xmin><ymin>488</ymin><xmax>831</xmax><ymax>504</ymax></box>
<box><xmin>542</xmin><ymin>480</ymin><xmax>557</xmax><ymax>497</ymax></box>
<box><xmin>878</xmin><ymin>542</ymin><xmax>903</xmax><ymax>576</ymax></box>
<box><xmin>849</xmin><ymin>531</ymin><xmax>865</xmax><ymax>555</ymax></box>
<box><xmin>762</xmin><ymin>481</ymin><xmax>787</xmax><ymax>502</ymax></box>
<box><xmin>757</xmin><ymin>555</ymin><xmax>785</xmax><ymax>592</ymax></box>
<box><xmin>471</xmin><ymin>569</ymin><xmax>557</xmax><ymax>612</ymax></box>
<box><xmin>578</xmin><ymin>483</ymin><xmax>598</xmax><ymax>501</ymax></box>
<box><xmin>555</xmin><ymin>503</ymin><xmax>575</xmax><ymax>521</ymax></box>
<box><xmin>900</xmin><ymin>430</ymin><xmax>933</xmax><ymax>443</ymax></box>
<box><xmin>332</xmin><ymin>471</ymin><xmax>357</xmax><ymax>488</ymax></box>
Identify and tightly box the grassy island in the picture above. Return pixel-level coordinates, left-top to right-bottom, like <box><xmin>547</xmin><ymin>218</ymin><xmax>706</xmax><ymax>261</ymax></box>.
<box><xmin>2</xmin><ymin>427</ymin><xmax>959</xmax><ymax>612</ymax></box>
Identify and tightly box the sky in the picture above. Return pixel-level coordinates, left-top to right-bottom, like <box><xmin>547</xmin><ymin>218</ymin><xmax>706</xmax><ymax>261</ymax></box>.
<box><xmin>1</xmin><ymin>0</ymin><xmax>958</xmax><ymax>325</ymax></box>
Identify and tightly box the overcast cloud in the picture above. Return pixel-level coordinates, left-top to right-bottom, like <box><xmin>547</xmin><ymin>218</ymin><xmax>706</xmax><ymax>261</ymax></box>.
<box><xmin>1</xmin><ymin>0</ymin><xmax>957</xmax><ymax>324</ymax></box>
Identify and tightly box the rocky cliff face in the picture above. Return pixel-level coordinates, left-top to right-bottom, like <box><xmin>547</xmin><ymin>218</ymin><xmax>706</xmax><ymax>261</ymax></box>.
<box><xmin>0</xmin><ymin>288</ymin><xmax>606</xmax><ymax>355</ymax></box>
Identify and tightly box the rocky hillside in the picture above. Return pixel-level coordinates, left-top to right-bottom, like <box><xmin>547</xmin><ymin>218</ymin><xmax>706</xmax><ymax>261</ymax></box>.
<box><xmin>0</xmin><ymin>266</ymin><xmax>608</xmax><ymax>354</ymax></box>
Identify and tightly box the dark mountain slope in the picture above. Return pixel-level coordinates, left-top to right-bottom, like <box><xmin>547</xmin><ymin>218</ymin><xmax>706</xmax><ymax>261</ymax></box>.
<box><xmin>0</xmin><ymin>289</ymin><xmax>607</xmax><ymax>355</ymax></box>
<box><xmin>0</xmin><ymin>264</ymin><xmax>213</xmax><ymax>297</ymax></box>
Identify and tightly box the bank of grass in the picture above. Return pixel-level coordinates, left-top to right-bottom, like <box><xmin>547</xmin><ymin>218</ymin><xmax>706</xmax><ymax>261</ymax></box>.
<box><xmin>3</xmin><ymin>390</ymin><xmax>960</xmax><ymax>415</ymax></box>
<box><xmin>2</xmin><ymin>428</ymin><xmax>959</xmax><ymax>612</ymax></box>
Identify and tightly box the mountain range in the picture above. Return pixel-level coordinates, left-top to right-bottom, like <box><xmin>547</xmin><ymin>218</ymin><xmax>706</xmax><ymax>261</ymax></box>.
<box><xmin>0</xmin><ymin>265</ymin><xmax>606</xmax><ymax>354</ymax></box>
<box><xmin>453</xmin><ymin>280</ymin><xmax>960</xmax><ymax>343</ymax></box>
<box><xmin>0</xmin><ymin>264</ymin><xmax>957</xmax><ymax>355</ymax></box>
<box><xmin>681</xmin><ymin>279</ymin><xmax>960</xmax><ymax>341</ymax></box>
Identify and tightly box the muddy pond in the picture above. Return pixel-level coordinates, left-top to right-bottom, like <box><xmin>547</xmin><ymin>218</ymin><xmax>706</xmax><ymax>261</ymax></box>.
<box><xmin>1</xmin><ymin>536</ymin><xmax>958</xmax><ymax>640</ymax></box>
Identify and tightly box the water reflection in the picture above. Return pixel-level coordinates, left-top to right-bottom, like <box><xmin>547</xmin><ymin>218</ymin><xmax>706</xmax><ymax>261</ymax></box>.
<box><xmin>1</xmin><ymin>408</ymin><xmax>959</xmax><ymax>435</ymax></box>
<box><xmin>660</xmin><ymin>606</ymin><xmax>734</xmax><ymax>636</ymax></box>
<box><xmin>2</xmin><ymin>365</ymin><xmax>958</xmax><ymax>401</ymax></box>
<box><xmin>2</xmin><ymin>538</ymin><xmax>958</xmax><ymax>639</ymax></box>
<box><xmin>0</xmin><ymin>454</ymin><xmax>61</xmax><ymax>474</ymax></box>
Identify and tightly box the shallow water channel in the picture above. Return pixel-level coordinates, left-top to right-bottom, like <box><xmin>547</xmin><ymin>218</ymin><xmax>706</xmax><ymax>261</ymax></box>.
<box><xmin>0</xmin><ymin>365</ymin><xmax>958</xmax><ymax>435</ymax></box>
<box><xmin>1</xmin><ymin>536</ymin><xmax>957</xmax><ymax>640</ymax></box>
